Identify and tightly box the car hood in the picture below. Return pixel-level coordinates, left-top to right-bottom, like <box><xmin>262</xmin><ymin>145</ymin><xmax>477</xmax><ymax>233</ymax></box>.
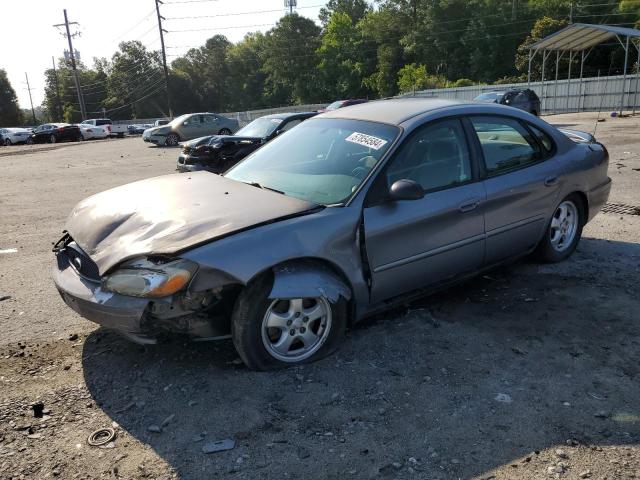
<box><xmin>65</xmin><ymin>172</ymin><xmax>319</xmax><ymax>275</ymax></box>
<box><xmin>182</xmin><ymin>135</ymin><xmax>262</xmax><ymax>148</ymax></box>
<box><xmin>146</xmin><ymin>125</ymin><xmax>171</xmax><ymax>136</ymax></box>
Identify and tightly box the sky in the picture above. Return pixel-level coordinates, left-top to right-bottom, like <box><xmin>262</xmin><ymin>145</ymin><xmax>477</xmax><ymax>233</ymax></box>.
<box><xmin>1</xmin><ymin>0</ymin><xmax>324</xmax><ymax>109</ymax></box>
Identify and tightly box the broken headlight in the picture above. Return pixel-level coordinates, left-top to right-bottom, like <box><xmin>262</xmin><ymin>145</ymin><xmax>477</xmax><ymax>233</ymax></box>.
<box><xmin>103</xmin><ymin>258</ymin><xmax>198</xmax><ymax>298</ymax></box>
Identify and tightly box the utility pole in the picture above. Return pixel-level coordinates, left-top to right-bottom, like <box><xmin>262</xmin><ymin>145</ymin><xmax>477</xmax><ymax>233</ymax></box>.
<box><xmin>52</xmin><ymin>57</ymin><xmax>63</xmax><ymax>122</ymax></box>
<box><xmin>24</xmin><ymin>73</ymin><xmax>37</xmax><ymax>125</ymax></box>
<box><xmin>155</xmin><ymin>0</ymin><xmax>173</xmax><ymax>118</ymax></box>
<box><xmin>53</xmin><ymin>10</ymin><xmax>86</xmax><ymax>120</ymax></box>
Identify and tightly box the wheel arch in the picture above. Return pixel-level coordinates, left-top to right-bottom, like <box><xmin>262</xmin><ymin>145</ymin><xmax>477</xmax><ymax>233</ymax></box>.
<box><xmin>248</xmin><ymin>257</ymin><xmax>355</xmax><ymax>322</ymax></box>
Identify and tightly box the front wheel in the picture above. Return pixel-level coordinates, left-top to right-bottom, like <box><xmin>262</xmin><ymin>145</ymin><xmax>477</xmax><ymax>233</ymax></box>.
<box><xmin>218</xmin><ymin>128</ymin><xmax>232</xmax><ymax>135</ymax></box>
<box><xmin>535</xmin><ymin>194</ymin><xmax>584</xmax><ymax>263</ymax></box>
<box><xmin>231</xmin><ymin>274</ymin><xmax>347</xmax><ymax>370</ymax></box>
<box><xmin>49</xmin><ymin>134</ymin><xmax>57</xmax><ymax>144</ymax></box>
<box><xmin>165</xmin><ymin>133</ymin><xmax>179</xmax><ymax>146</ymax></box>
<box><xmin>26</xmin><ymin>137</ymin><xmax>33</xmax><ymax>145</ymax></box>
<box><xmin>5</xmin><ymin>139</ymin><xmax>11</xmax><ymax>146</ymax></box>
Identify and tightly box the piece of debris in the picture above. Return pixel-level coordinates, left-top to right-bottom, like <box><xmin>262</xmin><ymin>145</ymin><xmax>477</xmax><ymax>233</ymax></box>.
<box><xmin>0</xmin><ymin>248</ymin><xmax>18</xmax><ymax>254</ymax></box>
<box><xmin>555</xmin><ymin>449</ymin><xmax>568</xmax><ymax>459</ymax></box>
<box><xmin>202</xmin><ymin>438</ymin><xmax>235</xmax><ymax>454</ymax></box>
<box><xmin>594</xmin><ymin>410</ymin><xmax>610</xmax><ymax>419</ymax></box>
<box><xmin>161</xmin><ymin>414</ymin><xmax>175</xmax><ymax>428</ymax></box>
<box><xmin>579</xmin><ymin>470</ymin><xmax>592</xmax><ymax>479</ymax></box>
<box><xmin>0</xmin><ymin>295</ymin><xmax>11</xmax><ymax>302</ymax></box>
<box><xmin>495</xmin><ymin>393</ymin><xmax>512</xmax><ymax>403</ymax></box>
<box><xmin>511</xmin><ymin>347</ymin><xmax>527</xmax><ymax>355</ymax></box>
<box><xmin>297</xmin><ymin>446</ymin><xmax>311</xmax><ymax>459</ymax></box>
<box><xmin>68</xmin><ymin>333</ymin><xmax>79</xmax><ymax>341</ymax></box>
<box><xmin>32</xmin><ymin>402</ymin><xmax>44</xmax><ymax>418</ymax></box>
<box><xmin>87</xmin><ymin>428</ymin><xmax>116</xmax><ymax>446</ymax></box>
<box><xmin>147</xmin><ymin>425</ymin><xmax>162</xmax><ymax>433</ymax></box>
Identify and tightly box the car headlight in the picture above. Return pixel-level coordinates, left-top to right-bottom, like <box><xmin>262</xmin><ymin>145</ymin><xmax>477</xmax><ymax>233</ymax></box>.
<box><xmin>103</xmin><ymin>258</ymin><xmax>197</xmax><ymax>298</ymax></box>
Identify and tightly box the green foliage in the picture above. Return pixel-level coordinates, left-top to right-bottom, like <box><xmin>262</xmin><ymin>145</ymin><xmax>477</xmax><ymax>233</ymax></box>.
<box><xmin>453</xmin><ymin>78</ymin><xmax>475</xmax><ymax>87</ymax></box>
<box><xmin>0</xmin><ymin>69</ymin><xmax>22</xmax><ymax>127</ymax></box>
<box><xmin>319</xmin><ymin>0</ymin><xmax>370</xmax><ymax>25</ymax></box>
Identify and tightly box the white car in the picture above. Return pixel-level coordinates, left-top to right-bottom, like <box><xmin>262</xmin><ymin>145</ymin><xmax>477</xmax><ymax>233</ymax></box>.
<box><xmin>81</xmin><ymin>119</ymin><xmax>127</xmax><ymax>138</ymax></box>
<box><xmin>0</xmin><ymin>128</ymin><xmax>33</xmax><ymax>146</ymax></box>
<box><xmin>78</xmin><ymin>124</ymin><xmax>109</xmax><ymax>140</ymax></box>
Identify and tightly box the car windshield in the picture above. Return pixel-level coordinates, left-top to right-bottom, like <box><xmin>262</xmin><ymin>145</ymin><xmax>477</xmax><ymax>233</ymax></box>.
<box><xmin>168</xmin><ymin>114</ymin><xmax>191</xmax><ymax>128</ymax></box>
<box><xmin>225</xmin><ymin>118</ymin><xmax>399</xmax><ymax>205</ymax></box>
<box><xmin>474</xmin><ymin>92</ymin><xmax>503</xmax><ymax>101</ymax></box>
<box><xmin>325</xmin><ymin>101</ymin><xmax>346</xmax><ymax>111</ymax></box>
<box><xmin>235</xmin><ymin>117</ymin><xmax>282</xmax><ymax>138</ymax></box>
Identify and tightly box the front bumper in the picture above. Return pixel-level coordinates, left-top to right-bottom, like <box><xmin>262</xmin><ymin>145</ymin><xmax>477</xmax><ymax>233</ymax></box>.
<box><xmin>176</xmin><ymin>153</ymin><xmax>206</xmax><ymax>173</ymax></box>
<box><xmin>52</xmin><ymin>251</ymin><xmax>154</xmax><ymax>342</ymax></box>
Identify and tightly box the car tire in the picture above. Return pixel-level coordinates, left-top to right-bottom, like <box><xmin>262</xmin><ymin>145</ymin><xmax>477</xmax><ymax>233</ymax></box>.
<box><xmin>5</xmin><ymin>139</ymin><xmax>11</xmax><ymax>146</ymax></box>
<box><xmin>218</xmin><ymin>128</ymin><xmax>232</xmax><ymax>135</ymax></box>
<box><xmin>165</xmin><ymin>133</ymin><xmax>179</xmax><ymax>147</ymax></box>
<box><xmin>535</xmin><ymin>194</ymin><xmax>585</xmax><ymax>263</ymax></box>
<box><xmin>49</xmin><ymin>134</ymin><xmax>57</xmax><ymax>144</ymax></box>
<box><xmin>26</xmin><ymin>137</ymin><xmax>33</xmax><ymax>145</ymax></box>
<box><xmin>231</xmin><ymin>272</ymin><xmax>348</xmax><ymax>370</ymax></box>
<box><xmin>531</xmin><ymin>110</ymin><xmax>539</xmax><ymax>116</ymax></box>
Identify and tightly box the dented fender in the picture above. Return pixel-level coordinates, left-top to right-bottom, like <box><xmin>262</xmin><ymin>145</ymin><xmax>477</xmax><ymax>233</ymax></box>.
<box><xmin>269</xmin><ymin>262</ymin><xmax>351</xmax><ymax>303</ymax></box>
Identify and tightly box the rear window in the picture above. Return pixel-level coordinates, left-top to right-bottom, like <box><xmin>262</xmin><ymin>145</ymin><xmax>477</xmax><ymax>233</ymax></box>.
<box><xmin>96</xmin><ymin>119</ymin><xmax>112</xmax><ymax>126</ymax></box>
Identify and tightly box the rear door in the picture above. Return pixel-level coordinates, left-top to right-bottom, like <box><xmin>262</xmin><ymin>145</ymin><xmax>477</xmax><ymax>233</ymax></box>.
<box><xmin>364</xmin><ymin>118</ymin><xmax>486</xmax><ymax>303</ymax></box>
<box><xmin>468</xmin><ymin>115</ymin><xmax>560</xmax><ymax>265</ymax></box>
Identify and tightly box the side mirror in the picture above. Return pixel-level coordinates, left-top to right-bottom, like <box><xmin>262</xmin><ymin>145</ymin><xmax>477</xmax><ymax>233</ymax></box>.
<box><xmin>389</xmin><ymin>179</ymin><xmax>424</xmax><ymax>201</ymax></box>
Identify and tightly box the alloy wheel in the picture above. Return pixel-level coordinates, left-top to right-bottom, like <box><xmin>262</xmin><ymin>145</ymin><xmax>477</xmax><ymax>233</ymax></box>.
<box><xmin>219</xmin><ymin>128</ymin><xmax>232</xmax><ymax>135</ymax></box>
<box><xmin>550</xmin><ymin>200</ymin><xmax>578</xmax><ymax>252</ymax></box>
<box><xmin>261</xmin><ymin>297</ymin><xmax>332</xmax><ymax>363</ymax></box>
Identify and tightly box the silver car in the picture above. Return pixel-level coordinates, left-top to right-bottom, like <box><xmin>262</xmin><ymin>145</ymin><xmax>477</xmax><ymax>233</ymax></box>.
<box><xmin>52</xmin><ymin>99</ymin><xmax>611</xmax><ymax>370</ymax></box>
<box><xmin>142</xmin><ymin>112</ymin><xmax>239</xmax><ymax>146</ymax></box>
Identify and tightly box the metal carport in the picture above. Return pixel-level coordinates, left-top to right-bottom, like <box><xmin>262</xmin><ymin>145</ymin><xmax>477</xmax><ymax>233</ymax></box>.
<box><xmin>527</xmin><ymin>23</ymin><xmax>640</xmax><ymax>115</ymax></box>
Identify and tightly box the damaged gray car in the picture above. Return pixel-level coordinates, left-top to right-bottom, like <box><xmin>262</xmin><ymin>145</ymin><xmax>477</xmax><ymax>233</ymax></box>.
<box><xmin>52</xmin><ymin>99</ymin><xmax>611</xmax><ymax>370</ymax></box>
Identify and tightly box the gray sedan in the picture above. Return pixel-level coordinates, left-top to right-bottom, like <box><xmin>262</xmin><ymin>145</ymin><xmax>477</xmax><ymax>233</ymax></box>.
<box><xmin>142</xmin><ymin>112</ymin><xmax>239</xmax><ymax>146</ymax></box>
<box><xmin>52</xmin><ymin>99</ymin><xmax>611</xmax><ymax>370</ymax></box>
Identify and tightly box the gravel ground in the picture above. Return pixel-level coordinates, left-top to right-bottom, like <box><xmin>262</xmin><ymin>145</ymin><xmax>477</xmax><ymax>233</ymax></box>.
<box><xmin>0</xmin><ymin>113</ymin><xmax>639</xmax><ymax>479</ymax></box>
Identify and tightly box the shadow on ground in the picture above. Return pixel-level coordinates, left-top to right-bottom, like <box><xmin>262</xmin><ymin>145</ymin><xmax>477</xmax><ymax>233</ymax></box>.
<box><xmin>82</xmin><ymin>238</ymin><xmax>640</xmax><ymax>479</ymax></box>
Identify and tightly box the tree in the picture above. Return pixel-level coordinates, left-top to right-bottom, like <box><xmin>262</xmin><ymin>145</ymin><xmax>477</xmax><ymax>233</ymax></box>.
<box><xmin>172</xmin><ymin>35</ymin><xmax>232</xmax><ymax>112</ymax></box>
<box><xmin>515</xmin><ymin>17</ymin><xmax>568</xmax><ymax>80</ymax></box>
<box><xmin>226</xmin><ymin>33</ymin><xmax>270</xmax><ymax>110</ymax></box>
<box><xmin>0</xmin><ymin>69</ymin><xmax>22</xmax><ymax>126</ymax></box>
<box><xmin>261</xmin><ymin>14</ymin><xmax>322</xmax><ymax>104</ymax></box>
<box><xmin>317</xmin><ymin>12</ymin><xmax>371</xmax><ymax>100</ymax></box>
<box><xmin>397</xmin><ymin>63</ymin><xmax>428</xmax><ymax>93</ymax></box>
<box><xmin>319</xmin><ymin>0</ymin><xmax>370</xmax><ymax>26</ymax></box>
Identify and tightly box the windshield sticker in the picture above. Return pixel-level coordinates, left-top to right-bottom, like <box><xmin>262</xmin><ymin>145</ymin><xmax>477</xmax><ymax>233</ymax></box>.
<box><xmin>345</xmin><ymin>132</ymin><xmax>388</xmax><ymax>150</ymax></box>
<box><xmin>270</xmin><ymin>119</ymin><xmax>283</xmax><ymax>124</ymax></box>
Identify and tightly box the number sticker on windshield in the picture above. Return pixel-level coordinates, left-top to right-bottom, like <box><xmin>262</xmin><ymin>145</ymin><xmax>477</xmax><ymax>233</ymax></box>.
<box><xmin>345</xmin><ymin>132</ymin><xmax>388</xmax><ymax>150</ymax></box>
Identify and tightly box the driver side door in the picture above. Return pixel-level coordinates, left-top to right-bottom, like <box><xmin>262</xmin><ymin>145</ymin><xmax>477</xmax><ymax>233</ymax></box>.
<box><xmin>363</xmin><ymin>118</ymin><xmax>486</xmax><ymax>303</ymax></box>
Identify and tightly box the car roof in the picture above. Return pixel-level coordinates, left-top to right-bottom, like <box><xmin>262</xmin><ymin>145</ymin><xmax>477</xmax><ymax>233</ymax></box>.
<box><xmin>317</xmin><ymin>98</ymin><xmax>472</xmax><ymax>125</ymax></box>
<box><xmin>262</xmin><ymin>112</ymin><xmax>317</xmax><ymax>120</ymax></box>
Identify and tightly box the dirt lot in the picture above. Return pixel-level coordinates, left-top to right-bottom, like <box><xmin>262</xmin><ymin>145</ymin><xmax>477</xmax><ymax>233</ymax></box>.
<box><xmin>0</xmin><ymin>113</ymin><xmax>639</xmax><ymax>480</ymax></box>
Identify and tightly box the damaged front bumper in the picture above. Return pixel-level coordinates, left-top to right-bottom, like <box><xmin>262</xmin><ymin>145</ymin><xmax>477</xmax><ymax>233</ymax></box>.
<box><xmin>52</xmin><ymin>242</ymin><xmax>235</xmax><ymax>344</ymax></box>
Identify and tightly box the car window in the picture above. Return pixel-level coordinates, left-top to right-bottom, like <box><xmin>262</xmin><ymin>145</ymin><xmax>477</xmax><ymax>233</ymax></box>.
<box><xmin>202</xmin><ymin>115</ymin><xmax>217</xmax><ymax>124</ymax></box>
<box><xmin>514</xmin><ymin>92</ymin><xmax>528</xmax><ymax>103</ymax></box>
<box><xmin>470</xmin><ymin>116</ymin><xmax>542</xmax><ymax>176</ymax></box>
<box><xmin>528</xmin><ymin>124</ymin><xmax>554</xmax><ymax>154</ymax></box>
<box><xmin>96</xmin><ymin>119</ymin><xmax>111</xmax><ymax>126</ymax></box>
<box><xmin>386</xmin><ymin>119</ymin><xmax>472</xmax><ymax>192</ymax></box>
<box><xmin>280</xmin><ymin>119</ymin><xmax>302</xmax><ymax>132</ymax></box>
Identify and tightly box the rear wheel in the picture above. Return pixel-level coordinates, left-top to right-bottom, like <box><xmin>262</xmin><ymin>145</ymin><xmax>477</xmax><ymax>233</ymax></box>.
<box><xmin>165</xmin><ymin>133</ymin><xmax>179</xmax><ymax>147</ymax></box>
<box><xmin>49</xmin><ymin>134</ymin><xmax>57</xmax><ymax>144</ymax></box>
<box><xmin>5</xmin><ymin>139</ymin><xmax>11</xmax><ymax>146</ymax></box>
<box><xmin>231</xmin><ymin>274</ymin><xmax>347</xmax><ymax>370</ymax></box>
<box><xmin>26</xmin><ymin>137</ymin><xmax>33</xmax><ymax>145</ymax></box>
<box><xmin>535</xmin><ymin>194</ymin><xmax>584</xmax><ymax>263</ymax></box>
<box><xmin>218</xmin><ymin>128</ymin><xmax>232</xmax><ymax>135</ymax></box>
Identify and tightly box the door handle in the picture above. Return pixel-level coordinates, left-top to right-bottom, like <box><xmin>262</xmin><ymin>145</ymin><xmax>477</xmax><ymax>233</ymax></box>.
<box><xmin>459</xmin><ymin>199</ymin><xmax>480</xmax><ymax>213</ymax></box>
<box><xmin>544</xmin><ymin>176</ymin><xmax>558</xmax><ymax>187</ymax></box>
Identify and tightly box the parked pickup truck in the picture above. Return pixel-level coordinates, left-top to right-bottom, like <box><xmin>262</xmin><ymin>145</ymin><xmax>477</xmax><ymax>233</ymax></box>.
<box><xmin>81</xmin><ymin>119</ymin><xmax>127</xmax><ymax>138</ymax></box>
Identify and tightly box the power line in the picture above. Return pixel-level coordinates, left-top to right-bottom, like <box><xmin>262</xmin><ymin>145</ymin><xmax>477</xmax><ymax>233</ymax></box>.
<box><xmin>166</xmin><ymin>4</ymin><xmax>324</xmax><ymax>20</ymax></box>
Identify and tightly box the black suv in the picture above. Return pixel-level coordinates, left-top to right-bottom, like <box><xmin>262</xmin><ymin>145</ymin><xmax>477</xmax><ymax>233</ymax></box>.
<box><xmin>474</xmin><ymin>88</ymin><xmax>541</xmax><ymax>116</ymax></box>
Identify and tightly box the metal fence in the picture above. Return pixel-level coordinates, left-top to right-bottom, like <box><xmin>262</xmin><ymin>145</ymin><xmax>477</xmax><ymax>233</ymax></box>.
<box><xmin>407</xmin><ymin>73</ymin><xmax>640</xmax><ymax>114</ymax></box>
